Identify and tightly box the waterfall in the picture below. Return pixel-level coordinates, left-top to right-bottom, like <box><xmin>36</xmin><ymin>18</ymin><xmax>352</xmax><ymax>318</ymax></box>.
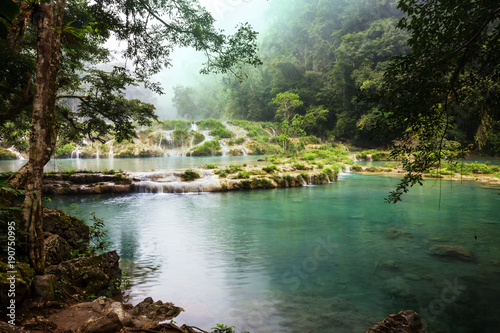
<box><xmin>137</xmin><ymin>181</ymin><xmax>164</xmax><ymax>194</ymax></box>
<box><xmin>191</xmin><ymin>122</ymin><xmax>198</xmax><ymax>131</ymax></box>
<box><xmin>241</xmin><ymin>147</ymin><xmax>247</xmax><ymax>156</ymax></box>
<box><xmin>71</xmin><ymin>147</ymin><xmax>81</xmax><ymax>159</ymax></box>
<box><xmin>7</xmin><ymin>146</ymin><xmax>25</xmax><ymax>160</ymax></box>
<box><xmin>108</xmin><ymin>142</ymin><xmax>113</xmax><ymax>159</ymax></box>
<box><xmin>220</xmin><ymin>140</ymin><xmax>228</xmax><ymax>156</ymax></box>
<box><xmin>96</xmin><ymin>146</ymin><xmax>99</xmax><ymax>160</ymax></box>
<box><xmin>158</xmin><ymin>131</ymin><xmax>163</xmax><ymax>149</ymax></box>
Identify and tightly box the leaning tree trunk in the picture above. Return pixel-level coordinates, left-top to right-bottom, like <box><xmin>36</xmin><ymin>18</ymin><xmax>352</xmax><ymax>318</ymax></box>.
<box><xmin>21</xmin><ymin>0</ymin><xmax>65</xmax><ymax>274</ymax></box>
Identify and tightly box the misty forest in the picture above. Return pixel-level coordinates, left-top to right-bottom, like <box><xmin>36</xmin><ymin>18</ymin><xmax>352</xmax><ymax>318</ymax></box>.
<box><xmin>0</xmin><ymin>0</ymin><xmax>499</xmax><ymax>332</ymax></box>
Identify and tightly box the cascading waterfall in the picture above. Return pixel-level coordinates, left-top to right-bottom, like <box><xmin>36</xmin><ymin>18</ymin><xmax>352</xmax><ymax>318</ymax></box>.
<box><xmin>158</xmin><ymin>131</ymin><xmax>163</xmax><ymax>149</ymax></box>
<box><xmin>220</xmin><ymin>140</ymin><xmax>229</xmax><ymax>156</ymax></box>
<box><xmin>7</xmin><ymin>146</ymin><xmax>25</xmax><ymax>160</ymax></box>
<box><xmin>132</xmin><ymin>170</ymin><xmax>222</xmax><ymax>193</ymax></box>
<box><xmin>71</xmin><ymin>147</ymin><xmax>81</xmax><ymax>159</ymax></box>
<box><xmin>106</xmin><ymin>140</ymin><xmax>113</xmax><ymax>159</ymax></box>
<box><xmin>191</xmin><ymin>122</ymin><xmax>198</xmax><ymax>131</ymax></box>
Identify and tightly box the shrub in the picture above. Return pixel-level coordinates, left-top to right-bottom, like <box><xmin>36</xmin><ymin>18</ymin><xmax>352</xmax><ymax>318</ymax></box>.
<box><xmin>191</xmin><ymin>140</ymin><xmax>221</xmax><ymax>156</ymax></box>
<box><xmin>0</xmin><ymin>149</ymin><xmax>18</xmax><ymax>160</ymax></box>
<box><xmin>228</xmin><ymin>164</ymin><xmax>243</xmax><ymax>173</ymax></box>
<box><xmin>197</xmin><ymin>118</ymin><xmax>224</xmax><ymax>130</ymax></box>
<box><xmin>54</xmin><ymin>143</ymin><xmax>76</xmax><ymax>158</ymax></box>
<box><xmin>210</xmin><ymin>127</ymin><xmax>234</xmax><ymax>139</ymax></box>
<box><xmin>356</xmin><ymin>149</ymin><xmax>393</xmax><ymax>161</ymax></box>
<box><xmin>173</xmin><ymin>128</ymin><xmax>189</xmax><ymax>145</ymax></box>
<box><xmin>262</xmin><ymin>165</ymin><xmax>279</xmax><ymax>173</ymax></box>
<box><xmin>249</xmin><ymin>170</ymin><xmax>265</xmax><ymax>176</ymax></box>
<box><xmin>203</xmin><ymin>163</ymin><xmax>217</xmax><ymax>169</ymax></box>
<box><xmin>322</xmin><ymin>167</ymin><xmax>336</xmax><ymax>180</ymax></box>
<box><xmin>365</xmin><ymin>166</ymin><xmax>380</xmax><ymax>172</ymax></box>
<box><xmin>162</xmin><ymin>120</ymin><xmax>191</xmax><ymax>130</ymax></box>
<box><xmin>351</xmin><ymin>164</ymin><xmax>363</xmax><ymax>171</ymax></box>
<box><xmin>217</xmin><ymin>170</ymin><xmax>228</xmax><ymax>178</ymax></box>
<box><xmin>192</xmin><ymin>132</ymin><xmax>205</xmax><ymax>145</ymax></box>
<box><xmin>182</xmin><ymin>169</ymin><xmax>201</xmax><ymax>181</ymax></box>
<box><xmin>235</xmin><ymin>137</ymin><xmax>245</xmax><ymax>145</ymax></box>
<box><xmin>237</xmin><ymin>171</ymin><xmax>250</xmax><ymax>179</ymax></box>
<box><xmin>292</xmin><ymin>162</ymin><xmax>309</xmax><ymax>170</ymax></box>
<box><xmin>301</xmin><ymin>152</ymin><xmax>317</xmax><ymax>161</ymax></box>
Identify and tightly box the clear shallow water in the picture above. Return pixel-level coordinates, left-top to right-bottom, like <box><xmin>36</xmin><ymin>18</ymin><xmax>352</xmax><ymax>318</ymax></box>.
<box><xmin>0</xmin><ymin>155</ymin><xmax>265</xmax><ymax>173</ymax></box>
<box><xmin>47</xmin><ymin>172</ymin><xmax>500</xmax><ymax>333</ymax></box>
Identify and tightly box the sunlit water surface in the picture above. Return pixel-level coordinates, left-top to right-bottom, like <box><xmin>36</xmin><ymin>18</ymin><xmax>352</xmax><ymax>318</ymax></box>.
<box><xmin>45</xmin><ymin>168</ymin><xmax>500</xmax><ymax>333</ymax></box>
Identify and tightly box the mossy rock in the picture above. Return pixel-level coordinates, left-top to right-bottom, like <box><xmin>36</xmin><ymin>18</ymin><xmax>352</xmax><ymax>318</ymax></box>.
<box><xmin>0</xmin><ymin>261</ymin><xmax>35</xmax><ymax>309</ymax></box>
<box><xmin>46</xmin><ymin>251</ymin><xmax>121</xmax><ymax>297</ymax></box>
<box><xmin>43</xmin><ymin>209</ymin><xmax>89</xmax><ymax>252</ymax></box>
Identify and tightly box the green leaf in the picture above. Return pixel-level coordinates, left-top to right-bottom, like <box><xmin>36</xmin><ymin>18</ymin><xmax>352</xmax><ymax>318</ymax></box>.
<box><xmin>0</xmin><ymin>0</ymin><xmax>20</xmax><ymax>21</ymax></box>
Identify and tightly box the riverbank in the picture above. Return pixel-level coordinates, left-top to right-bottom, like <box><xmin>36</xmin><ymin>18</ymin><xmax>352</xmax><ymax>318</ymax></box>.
<box><xmin>354</xmin><ymin>164</ymin><xmax>500</xmax><ymax>188</ymax></box>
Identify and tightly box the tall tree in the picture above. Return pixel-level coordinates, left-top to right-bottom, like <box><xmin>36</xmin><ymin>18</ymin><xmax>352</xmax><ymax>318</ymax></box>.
<box><xmin>374</xmin><ymin>0</ymin><xmax>500</xmax><ymax>203</ymax></box>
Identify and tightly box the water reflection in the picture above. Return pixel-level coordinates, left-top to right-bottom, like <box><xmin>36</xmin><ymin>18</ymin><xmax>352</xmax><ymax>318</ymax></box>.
<box><xmin>47</xmin><ymin>174</ymin><xmax>500</xmax><ymax>333</ymax></box>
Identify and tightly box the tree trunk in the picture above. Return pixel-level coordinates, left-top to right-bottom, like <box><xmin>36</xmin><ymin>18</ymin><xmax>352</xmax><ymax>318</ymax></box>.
<box><xmin>20</xmin><ymin>0</ymin><xmax>65</xmax><ymax>274</ymax></box>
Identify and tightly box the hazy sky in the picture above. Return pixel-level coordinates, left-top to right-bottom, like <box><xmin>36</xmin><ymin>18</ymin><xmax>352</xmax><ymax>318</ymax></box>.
<box><xmin>141</xmin><ymin>0</ymin><xmax>270</xmax><ymax>119</ymax></box>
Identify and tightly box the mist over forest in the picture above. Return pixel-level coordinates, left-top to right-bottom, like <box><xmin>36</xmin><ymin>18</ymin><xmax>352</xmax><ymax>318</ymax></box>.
<box><xmin>167</xmin><ymin>0</ymin><xmax>408</xmax><ymax>145</ymax></box>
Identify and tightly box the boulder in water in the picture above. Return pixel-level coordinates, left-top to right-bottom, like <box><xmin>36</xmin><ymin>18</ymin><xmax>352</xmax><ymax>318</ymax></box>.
<box><xmin>429</xmin><ymin>245</ymin><xmax>474</xmax><ymax>262</ymax></box>
<box><xmin>384</xmin><ymin>227</ymin><xmax>412</xmax><ymax>240</ymax></box>
<box><xmin>365</xmin><ymin>310</ymin><xmax>426</xmax><ymax>333</ymax></box>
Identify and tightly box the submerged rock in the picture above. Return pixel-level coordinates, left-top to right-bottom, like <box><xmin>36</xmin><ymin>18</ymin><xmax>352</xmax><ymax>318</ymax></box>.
<box><xmin>365</xmin><ymin>310</ymin><xmax>426</xmax><ymax>333</ymax></box>
<box><xmin>384</xmin><ymin>227</ymin><xmax>412</xmax><ymax>240</ymax></box>
<box><xmin>429</xmin><ymin>245</ymin><xmax>474</xmax><ymax>262</ymax></box>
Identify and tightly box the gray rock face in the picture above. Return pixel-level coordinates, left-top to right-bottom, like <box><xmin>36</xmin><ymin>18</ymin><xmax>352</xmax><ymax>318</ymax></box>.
<box><xmin>365</xmin><ymin>310</ymin><xmax>426</xmax><ymax>333</ymax></box>
<box><xmin>44</xmin><ymin>233</ymin><xmax>72</xmax><ymax>266</ymax></box>
<box><xmin>32</xmin><ymin>274</ymin><xmax>57</xmax><ymax>302</ymax></box>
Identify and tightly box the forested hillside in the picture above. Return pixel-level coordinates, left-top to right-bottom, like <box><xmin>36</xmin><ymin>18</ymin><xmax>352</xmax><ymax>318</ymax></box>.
<box><xmin>173</xmin><ymin>0</ymin><xmax>410</xmax><ymax>145</ymax></box>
